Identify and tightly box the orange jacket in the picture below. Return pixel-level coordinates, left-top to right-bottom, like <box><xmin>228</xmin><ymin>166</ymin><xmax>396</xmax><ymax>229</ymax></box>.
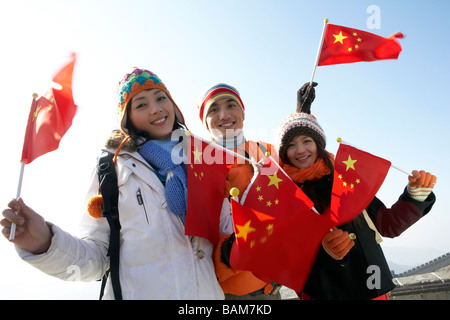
<box><xmin>214</xmin><ymin>140</ymin><xmax>278</xmax><ymax>295</ymax></box>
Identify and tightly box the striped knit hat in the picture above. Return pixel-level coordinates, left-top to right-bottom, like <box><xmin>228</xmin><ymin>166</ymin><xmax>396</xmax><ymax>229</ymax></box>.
<box><xmin>277</xmin><ymin>112</ymin><xmax>326</xmax><ymax>164</ymax></box>
<box><xmin>117</xmin><ymin>67</ymin><xmax>185</xmax><ymax>134</ymax></box>
<box><xmin>196</xmin><ymin>83</ymin><xmax>245</xmax><ymax>125</ymax></box>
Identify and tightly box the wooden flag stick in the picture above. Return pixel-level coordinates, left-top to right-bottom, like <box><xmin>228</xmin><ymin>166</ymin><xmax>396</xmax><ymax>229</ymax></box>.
<box><xmin>390</xmin><ymin>163</ymin><xmax>413</xmax><ymax>177</ymax></box>
<box><xmin>309</xmin><ymin>19</ymin><xmax>329</xmax><ymax>85</ymax></box>
<box><xmin>9</xmin><ymin>161</ymin><xmax>26</xmax><ymax>241</ymax></box>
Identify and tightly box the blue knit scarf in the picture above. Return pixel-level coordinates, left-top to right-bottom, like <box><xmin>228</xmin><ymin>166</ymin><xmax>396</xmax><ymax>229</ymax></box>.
<box><xmin>138</xmin><ymin>139</ymin><xmax>187</xmax><ymax>224</ymax></box>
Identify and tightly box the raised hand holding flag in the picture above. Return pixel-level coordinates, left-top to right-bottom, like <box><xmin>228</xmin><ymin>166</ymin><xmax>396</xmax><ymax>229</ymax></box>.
<box><xmin>10</xmin><ymin>54</ymin><xmax>77</xmax><ymax>240</ymax></box>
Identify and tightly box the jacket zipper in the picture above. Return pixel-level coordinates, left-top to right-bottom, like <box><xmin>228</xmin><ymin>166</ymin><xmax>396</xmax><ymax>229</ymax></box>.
<box><xmin>136</xmin><ymin>188</ymin><xmax>150</xmax><ymax>225</ymax></box>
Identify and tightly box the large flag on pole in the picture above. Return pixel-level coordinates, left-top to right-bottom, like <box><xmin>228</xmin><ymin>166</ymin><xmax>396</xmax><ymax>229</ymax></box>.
<box><xmin>21</xmin><ymin>53</ymin><xmax>77</xmax><ymax>164</ymax></box>
<box><xmin>230</xmin><ymin>157</ymin><xmax>334</xmax><ymax>291</ymax></box>
<box><xmin>327</xmin><ymin>140</ymin><xmax>392</xmax><ymax>226</ymax></box>
<box><xmin>185</xmin><ymin>134</ymin><xmax>236</xmax><ymax>244</ymax></box>
<box><xmin>318</xmin><ymin>23</ymin><xmax>403</xmax><ymax>66</ymax></box>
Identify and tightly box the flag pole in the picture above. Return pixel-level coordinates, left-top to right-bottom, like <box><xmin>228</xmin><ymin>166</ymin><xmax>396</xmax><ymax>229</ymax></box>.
<box><xmin>10</xmin><ymin>92</ymin><xmax>37</xmax><ymax>241</ymax></box>
<box><xmin>9</xmin><ymin>160</ymin><xmax>26</xmax><ymax>241</ymax></box>
<box><xmin>337</xmin><ymin>137</ymin><xmax>413</xmax><ymax>178</ymax></box>
<box><xmin>390</xmin><ymin>163</ymin><xmax>414</xmax><ymax>177</ymax></box>
<box><xmin>309</xmin><ymin>19</ymin><xmax>329</xmax><ymax>85</ymax></box>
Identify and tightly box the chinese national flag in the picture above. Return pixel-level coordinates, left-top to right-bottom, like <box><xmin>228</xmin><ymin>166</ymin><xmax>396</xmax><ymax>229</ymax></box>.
<box><xmin>328</xmin><ymin>142</ymin><xmax>391</xmax><ymax>226</ymax></box>
<box><xmin>21</xmin><ymin>54</ymin><xmax>77</xmax><ymax>164</ymax></box>
<box><xmin>318</xmin><ymin>24</ymin><xmax>403</xmax><ymax>66</ymax></box>
<box><xmin>230</xmin><ymin>200</ymin><xmax>333</xmax><ymax>291</ymax></box>
<box><xmin>185</xmin><ymin>135</ymin><xmax>235</xmax><ymax>244</ymax></box>
<box><xmin>230</xmin><ymin>158</ymin><xmax>334</xmax><ymax>291</ymax></box>
<box><xmin>242</xmin><ymin>157</ymin><xmax>314</xmax><ymax>218</ymax></box>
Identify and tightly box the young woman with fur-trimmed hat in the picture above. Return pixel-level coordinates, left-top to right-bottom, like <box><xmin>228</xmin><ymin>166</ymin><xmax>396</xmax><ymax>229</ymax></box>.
<box><xmin>276</xmin><ymin>83</ymin><xmax>437</xmax><ymax>300</ymax></box>
<box><xmin>1</xmin><ymin>68</ymin><xmax>233</xmax><ymax>300</ymax></box>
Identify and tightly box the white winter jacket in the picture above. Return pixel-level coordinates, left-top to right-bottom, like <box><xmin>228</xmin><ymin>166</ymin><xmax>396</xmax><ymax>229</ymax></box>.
<box><xmin>18</xmin><ymin>149</ymin><xmax>233</xmax><ymax>299</ymax></box>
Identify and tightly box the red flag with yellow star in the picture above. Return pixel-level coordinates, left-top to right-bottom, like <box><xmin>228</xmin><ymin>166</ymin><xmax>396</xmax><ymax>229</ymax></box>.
<box><xmin>21</xmin><ymin>54</ymin><xmax>77</xmax><ymax>164</ymax></box>
<box><xmin>318</xmin><ymin>24</ymin><xmax>403</xmax><ymax>66</ymax></box>
<box><xmin>328</xmin><ymin>142</ymin><xmax>391</xmax><ymax>225</ymax></box>
<box><xmin>229</xmin><ymin>199</ymin><xmax>333</xmax><ymax>291</ymax></box>
<box><xmin>228</xmin><ymin>157</ymin><xmax>333</xmax><ymax>291</ymax></box>
<box><xmin>242</xmin><ymin>157</ymin><xmax>314</xmax><ymax>219</ymax></box>
<box><xmin>185</xmin><ymin>135</ymin><xmax>235</xmax><ymax>244</ymax></box>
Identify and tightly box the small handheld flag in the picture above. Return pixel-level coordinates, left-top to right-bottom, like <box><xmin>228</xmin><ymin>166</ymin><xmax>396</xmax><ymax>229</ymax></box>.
<box><xmin>10</xmin><ymin>54</ymin><xmax>77</xmax><ymax>240</ymax></box>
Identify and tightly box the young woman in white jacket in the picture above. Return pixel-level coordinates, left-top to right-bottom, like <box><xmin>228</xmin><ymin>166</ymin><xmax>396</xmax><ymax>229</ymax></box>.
<box><xmin>1</xmin><ymin>68</ymin><xmax>233</xmax><ymax>300</ymax></box>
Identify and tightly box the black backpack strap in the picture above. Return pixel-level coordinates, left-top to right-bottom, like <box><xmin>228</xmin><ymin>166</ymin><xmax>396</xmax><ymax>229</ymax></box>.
<box><xmin>97</xmin><ymin>151</ymin><xmax>122</xmax><ymax>300</ymax></box>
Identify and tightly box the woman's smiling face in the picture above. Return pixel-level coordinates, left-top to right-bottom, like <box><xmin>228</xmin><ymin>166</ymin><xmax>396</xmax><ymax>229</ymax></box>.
<box><xmin>128</xmin><ymin>89</ymin><xmax>175</xmax><ymax>140</ymax></box>
<box><xmin>286</xmin><ymin>135</ymin><xmax>319</xmax><ymax>169</ymax></box>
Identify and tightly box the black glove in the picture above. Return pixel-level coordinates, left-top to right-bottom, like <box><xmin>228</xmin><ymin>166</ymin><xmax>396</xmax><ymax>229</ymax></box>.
<box><xmin>220</xmin><ymin>233</ymin><xmax>236</xmax><ymax>268</ymax></box>
<box><xmin>297</xmin><ymin>82</ymin><xmax>318</xmax><ymax>114</ymax></box>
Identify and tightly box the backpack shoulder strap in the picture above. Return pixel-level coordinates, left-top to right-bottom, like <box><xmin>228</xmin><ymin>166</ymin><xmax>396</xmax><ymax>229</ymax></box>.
<box><xmin>97</xmin><ymin>151</ymin><xmax>122</xmax><ymax>300</ymax></box>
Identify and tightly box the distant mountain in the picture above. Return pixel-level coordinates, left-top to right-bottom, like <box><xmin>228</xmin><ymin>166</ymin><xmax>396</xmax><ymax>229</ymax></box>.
<box><xmin>386</xmin><ymin>261</ymin><xmax>414</xmax><ymax>274</ymax></box>
<box><xmin>381</xmin><ymin>245</ymin><xmax>447</xmax><ymax>274</ymax></box>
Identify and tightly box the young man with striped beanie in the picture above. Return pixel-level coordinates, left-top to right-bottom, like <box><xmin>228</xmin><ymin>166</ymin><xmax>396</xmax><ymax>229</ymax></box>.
<box><xmin>196</xmin><ymin>83</ymin><xmax>281</xmax><ymax>300</ymax></box>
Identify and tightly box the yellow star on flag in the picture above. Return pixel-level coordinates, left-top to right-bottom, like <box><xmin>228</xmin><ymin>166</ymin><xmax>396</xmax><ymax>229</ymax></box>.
<box><xmin>32</xmin><ymin>105</ymin><xmax>42</xmax><ymax>121</ymax></box>
<box><xmin>342</xmin><ymin>155</ymin><xmax>357</xmax><ymax>171</ymax></box>
<box><xmin>333</xmin><ymin>31</ymin><xmax>348</xmax><ymax>44</ymax></box>
<box><xmin>267</xmin><ymin>172</ymin><xmax>283</xmax><ymax>189</ymax></box>
<box><xmin>236</xmin><ymin>220</ymin><xmax>256</xmax><ymax>242</ymax></box>
<box><xmin>267</xmin><ymin>224</ymin><xmax>274</xmax><ymax>235</ymax></box>
<box><xmin>192</xmin><ymin>147</ymin><xmax>202</xmax><ymax>163</ymax></box>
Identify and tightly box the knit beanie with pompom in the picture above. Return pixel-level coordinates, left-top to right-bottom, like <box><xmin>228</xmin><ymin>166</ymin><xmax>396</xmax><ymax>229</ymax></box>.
<box><xmin>117</xmin><ymin>68</ymin><xmax>185</xmax><ymax>135</ymax></box>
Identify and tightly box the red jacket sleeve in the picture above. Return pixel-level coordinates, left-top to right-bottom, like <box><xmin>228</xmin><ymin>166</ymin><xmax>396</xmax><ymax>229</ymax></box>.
<box><xmin>370</xmin><ymin>188</ymin><xmax>436</xmax><ymax>238</ymax></box>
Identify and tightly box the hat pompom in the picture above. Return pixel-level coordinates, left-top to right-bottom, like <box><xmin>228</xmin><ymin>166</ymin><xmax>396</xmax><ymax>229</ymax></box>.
<box><xmin>87</xmin><ymin>195</ymin><xmax>104</xmax><ymax>219</ymax></box>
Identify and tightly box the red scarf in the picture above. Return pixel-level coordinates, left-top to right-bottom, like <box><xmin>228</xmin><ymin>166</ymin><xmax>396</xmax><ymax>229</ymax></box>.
<box><xmin>281</xmin><ymin>152</ymin><xmax>335</xmax><ymax>184</ymax></box>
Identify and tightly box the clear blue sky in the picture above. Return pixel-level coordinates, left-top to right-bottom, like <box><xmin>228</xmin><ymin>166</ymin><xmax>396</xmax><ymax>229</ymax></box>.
<box><xmin>0</xmin><ymin>0</ymin><xmax>448</xmax><ymax>299</ymax></box>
